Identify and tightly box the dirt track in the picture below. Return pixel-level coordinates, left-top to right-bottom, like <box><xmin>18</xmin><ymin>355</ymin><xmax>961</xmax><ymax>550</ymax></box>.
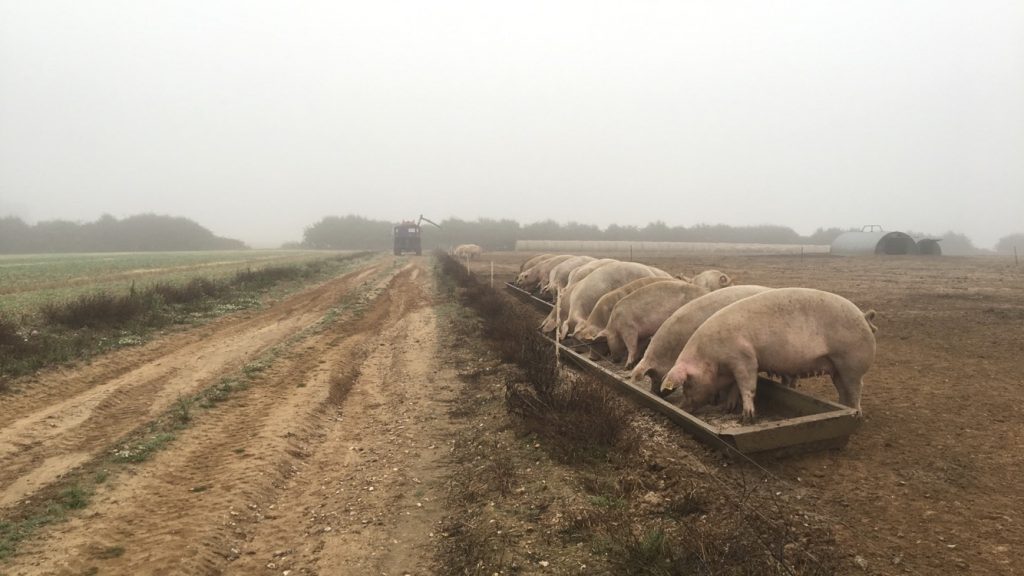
<box><xmin>1</xmin><ymin>256</ymin><xmax>457</xmax><ymax>575</ymax></box>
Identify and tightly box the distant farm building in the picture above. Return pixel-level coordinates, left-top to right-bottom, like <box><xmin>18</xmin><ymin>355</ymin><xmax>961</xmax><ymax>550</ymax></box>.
<box><xmin>830</xmin><ymin>227</ymin><xmax>942</xmax><ymax>256</ymax></box>
<box><xmin>916</xmin><ymin>238</ymin><xmax>943</xmax><ymax>255</ymax></box>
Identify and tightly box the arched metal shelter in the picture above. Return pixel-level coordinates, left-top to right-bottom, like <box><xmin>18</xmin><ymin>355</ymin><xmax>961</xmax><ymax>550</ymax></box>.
<box><xmin>831</xmin><ymin>230</ymin><xmax>918</xmax><ymax>256</ymax></box>
<box><xmin>916</xmin><ymin>238</ymin><xmax>942</xmax><ymax>256</ymax></box>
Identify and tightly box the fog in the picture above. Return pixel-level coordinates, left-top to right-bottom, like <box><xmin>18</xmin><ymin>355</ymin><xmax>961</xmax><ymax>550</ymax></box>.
<box><xmin>1</xmin><ymin>1</ymin><xmax>1022</xmax><ymax>249</ymax></box>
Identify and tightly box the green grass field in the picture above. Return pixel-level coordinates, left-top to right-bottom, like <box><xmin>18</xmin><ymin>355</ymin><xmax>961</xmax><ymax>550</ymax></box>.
<box><xmin>0</xmin><ymin>250</ymin><xmax>348</xmax><ymax>317</ymax></box>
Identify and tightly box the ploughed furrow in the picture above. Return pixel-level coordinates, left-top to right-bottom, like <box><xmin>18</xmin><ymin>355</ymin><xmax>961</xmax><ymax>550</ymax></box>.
<box><xmin>4</xmin><ymin>262</ymin><xmax>419</xmax><ymax>576</ymax></box>
<box><xmin>0</xmin><ymin>257</ymin><xmax>386</xmax><ymax>511</ymax></box>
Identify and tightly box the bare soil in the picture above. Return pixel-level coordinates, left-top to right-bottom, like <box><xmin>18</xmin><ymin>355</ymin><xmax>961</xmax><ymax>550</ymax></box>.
<box><xmin>2</xmin><ymin>251</ymin><xmax>1021</xmax><ymax>575</ymax></box>
<box><xmin>1</xmin><ymin>256</ymin><xmax>458</xmax><ymax>575</ymax></box>
<box><xmin>472</xmin><ymin>251</ymin><xmax>1024</xmax><ymax>575</ymax></box>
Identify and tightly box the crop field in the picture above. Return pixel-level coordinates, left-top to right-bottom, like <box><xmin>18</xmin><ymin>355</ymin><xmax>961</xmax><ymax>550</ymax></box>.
<box><xmin>2</xmin><ymin>250</ymin><xmax>1022</xmax><ymax>575</ymax></box>
<box><xmin>0</xmin><ymin>250</ymin><xmax>343</xmax><ymax>316</ymax></box>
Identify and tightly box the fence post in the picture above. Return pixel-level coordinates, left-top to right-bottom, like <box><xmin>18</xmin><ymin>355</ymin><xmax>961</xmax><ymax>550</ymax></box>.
<box><xmin>1015</xmin><ymin>246</ymin><xmax>1019</xmax><ymax>266</ymax></box>
<box><xmin>554</xmin><ymin>289</ymin><xmax>562</xmax><ymax>373</ymax></box>
<box><xmin>490</xmin><ymin>261</ymin><xmax>494</xmax><ymax>287</ymax></box>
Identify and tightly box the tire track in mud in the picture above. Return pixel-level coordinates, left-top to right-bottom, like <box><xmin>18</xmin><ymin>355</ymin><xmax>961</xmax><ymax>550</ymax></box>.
<box><xmin>3</xmin><ymin>260</ymin><xmax>450</xmax><ymax>575</ymax></box>
<box><xmin>0</xmin><ymin>257</ymin><xmax>386</xmax><ymax>510</ymax></box>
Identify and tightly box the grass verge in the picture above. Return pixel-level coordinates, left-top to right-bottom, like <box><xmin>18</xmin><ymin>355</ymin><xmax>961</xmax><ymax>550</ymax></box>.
<box><xmin>436</xmin><ymin>252</ymin><xmax>637</xmax><ymax>463</ymax></box>
<box><xmin>0</xmin><ymin>252</ymin><xmax>373</xmax><ymax>385</ymax></box>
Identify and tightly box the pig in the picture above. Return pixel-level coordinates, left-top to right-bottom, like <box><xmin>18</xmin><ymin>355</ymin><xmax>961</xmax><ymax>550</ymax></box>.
<box><xmin>540</xmin><ymin>281</ymin><xmax>578</xmax><ymax>333</ymax></box>
<box><xmin>516</xmin><ymin>255</ymin><xmax>559</xmax><ymax>286</ymax></box>
<box><xmin>573</xmin><ymin>277</ymin><xmax>675</xmax><ymax>342</ymax></box>
<box><xmin>594</xmin><ymin>280</ymin><xmax>714</xmax><ymax>367</ymax></box>
<box><xmin>566</xmin><ymin>258</ymin><xmax>619</xmax><ymax>287</ymax></box>
<box><xmin>519</xmin><ymin>254</ymin><xmax>575</xmax><ymax>292</ymax></box>
<box><xmin>681</xmin><ymin>270</ymin><xmax>733</xmax><ymax>292</ymax></box>
<box><xmin>660</xmin><ymin>287</ymin><xmax>878</xmax><ymax>421</ymax></box>
<box><xmin>560</xmin><ymin>262</ymin><xmax>672</xmax><ymax>339</ymax></box>
<box><xmin>630</xmin><ymin>285</ymin><xmax>773</xmax><ymax>390</ymax></box>
<box><xmin>542</xmin><ymin>256</ymin><xmax>595</xmax><ymax>296</ymax></box>
<box><xmin>538</xmin><ymin>258</ymin><xmax>619</xmax><ymax>332</ymax></box>
<box><xmin>520</xmin><ymin>253</ymin><xmax>554</xmax><ymax>273</ymax></box>
<box><xmin>454</xmin><ymin>244</ymin><xmax>483</xmax><ymax>259</ymax></box>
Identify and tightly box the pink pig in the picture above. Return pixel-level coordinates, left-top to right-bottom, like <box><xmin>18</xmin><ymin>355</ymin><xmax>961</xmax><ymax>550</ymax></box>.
<box><xmin>661</xmin><ymin>288</ymin><xmax>877</xmax><ymax>421</ymax></box>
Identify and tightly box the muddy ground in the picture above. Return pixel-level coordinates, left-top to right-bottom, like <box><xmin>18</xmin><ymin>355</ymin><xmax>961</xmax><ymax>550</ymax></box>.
<box><xmin>1</xmin><ymin>251</ymin><xmax>1021</xmax><ymax>575</ymax></box>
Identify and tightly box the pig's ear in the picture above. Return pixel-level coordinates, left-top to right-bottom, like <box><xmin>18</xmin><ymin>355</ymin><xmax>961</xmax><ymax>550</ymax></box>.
<box><xmin>661</xmin><ymin>363</ymin><xmax>687</xmax><ymax>392</ymax></box>
<box><xmin>719</xmin><ymin>274</ymin><xmax>730</xmax><ymax>286</ymax></box>
<box><xmin>673</xmin><ymin>362</ymin><xmax>691</xmax><ymax>383</ymax></box>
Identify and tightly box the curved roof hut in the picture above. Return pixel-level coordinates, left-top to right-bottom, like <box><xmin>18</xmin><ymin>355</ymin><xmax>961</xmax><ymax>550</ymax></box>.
<box><xmin>916</xmin><ymin>238</ymin><xmax>942</xmax><ymax>256</ymax></box>
<box><xmin>831</xmin><ymin>230</ymin><xmax>918</xmax><ymax>256</ymax></box>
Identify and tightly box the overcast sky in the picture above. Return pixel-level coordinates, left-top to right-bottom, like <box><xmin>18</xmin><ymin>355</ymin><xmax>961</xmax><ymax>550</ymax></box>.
<box><xmin>2</xmin><ymin>1</ymin><xmax>1022</xmax><ymax>248</ymax></box>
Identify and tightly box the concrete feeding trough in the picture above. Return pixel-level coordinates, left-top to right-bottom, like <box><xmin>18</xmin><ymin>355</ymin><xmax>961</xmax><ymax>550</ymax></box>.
<box><xmin>504</xmin><ymin>282</ymin><xmax>862</xmax><ymax>456</ymax></box>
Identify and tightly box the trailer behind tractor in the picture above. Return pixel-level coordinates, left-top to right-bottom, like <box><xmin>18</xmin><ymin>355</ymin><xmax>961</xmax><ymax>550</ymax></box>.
<box><xmin>393</xmin><ymin>215</ymin><xmax>442</xmax><ymax>256</ymax></box>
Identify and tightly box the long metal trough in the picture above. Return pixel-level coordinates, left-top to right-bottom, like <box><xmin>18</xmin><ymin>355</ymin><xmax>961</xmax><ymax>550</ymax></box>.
<box><xmin>504</xmin><ymin>282</ymin><xmax>861</xmax><ymax>456</ymax></box>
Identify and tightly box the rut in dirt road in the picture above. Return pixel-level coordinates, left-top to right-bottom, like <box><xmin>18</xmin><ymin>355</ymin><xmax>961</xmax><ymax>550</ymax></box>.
<box><xmin>0</xmin><ymin>256</ymin><xmax>387</xmax><ymax>511</ymax></box>
<box><xmin>5</xmin><ymin>260</ymin><xmax>458</xmax><ymax>576</ymax></box>
<box><xmin>231</xmin><ymin>263</ymin><xmax>458</xmax><ymax>575</ymax></box>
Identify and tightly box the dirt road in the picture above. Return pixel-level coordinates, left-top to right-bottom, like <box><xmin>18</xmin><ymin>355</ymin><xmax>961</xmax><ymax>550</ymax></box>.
<box><xmin>2</xmin><ymin>256</ymin><xmax>458</xmax><ymax>575</ymax></box>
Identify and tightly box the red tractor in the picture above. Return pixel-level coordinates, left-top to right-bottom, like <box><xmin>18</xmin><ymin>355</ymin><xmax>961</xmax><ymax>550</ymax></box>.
<box><xmin>393</xmin><ymin>215</ymin><xmax>441</xmax><ymax>256</ymax></box>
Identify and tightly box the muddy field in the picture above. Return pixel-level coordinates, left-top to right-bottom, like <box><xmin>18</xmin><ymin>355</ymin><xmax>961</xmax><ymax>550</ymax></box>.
<box><xmin>470</xmin><ymin>251</ymin><xmax>1024</xmax><ymax>574</ymax></box>
<box><xmin>1</xmin><ymin>251</ymin><xmax>1022</xmax><ymax>575</ymax></box>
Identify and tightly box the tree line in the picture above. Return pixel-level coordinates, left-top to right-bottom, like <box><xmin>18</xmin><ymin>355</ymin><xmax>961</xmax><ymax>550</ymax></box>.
<box><xmin>0</xmin><ymin>214</ymin><xmax>246</xmax><ymax>254</ymax></box>
<box><xmin>300</xmin><ymin>215</ymin><xmax>859</xmax><ymax>251</ymax></box>
<box><xmin>3</xmin><ymin>212</ymin><xmax>1015</xmax><ymax>255</ymax></box>
<box><xmin>301</xmin><ymin>215</ymin><xmax>1024</xmax><ymax>254</ymax></box>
